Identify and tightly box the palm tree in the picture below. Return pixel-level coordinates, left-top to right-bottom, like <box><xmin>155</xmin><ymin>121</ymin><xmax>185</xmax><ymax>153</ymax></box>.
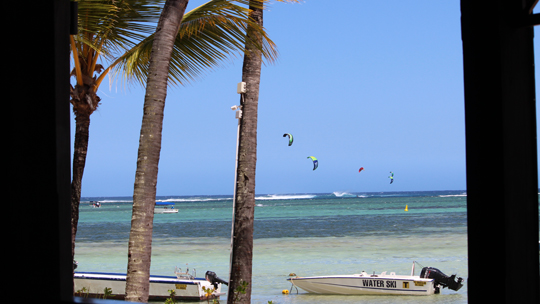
<box><xmin>69</xmin><ymin>0</ymin><xmax>277</xmax><ymax>261</ymax></box>
<box><xmin>119</xmin><ymin>0</ymin><xmax>278</xmax><ymax>302</ymax></box>
<box><xmin>70</xmin><ymin>0</ymin><xmax>161</xmax><ymax>261</ymax></box>
<box><xmin>227</xmin><ymin>1</ymin><xmax>263</xmax><ymax>301</ymax></box>
<box><xmin>124</xmin><ymin>0</ymin><xmax>190</xmax><ymax>301</ymax></box>
<box><xmin>227</xmin><ymin>1</ymin><xmax>298</xmax><ymax>302</ymax></box>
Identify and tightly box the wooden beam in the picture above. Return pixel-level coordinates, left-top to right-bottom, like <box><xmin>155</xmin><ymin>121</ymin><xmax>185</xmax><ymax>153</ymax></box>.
<box><xmin>522</xmin><ymin>13</ymin><xmax>540</xmax><ymax>26</ymax></box>
<box><xmin>525</xmin><ymin>0</ymin><xmax>538</xmax><ymax>13</ymax></box>
<box><xmin>461</xmin><ymin>0</ymin><xmax>539</xmax><ymax>302</ymax></box>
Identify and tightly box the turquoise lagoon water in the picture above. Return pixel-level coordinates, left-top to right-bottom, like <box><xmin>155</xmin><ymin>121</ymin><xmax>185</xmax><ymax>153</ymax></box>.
<box><xmin>75</xmin><ymin>191</ymin><xmax>469</xmax><ymax>303</ymax></box>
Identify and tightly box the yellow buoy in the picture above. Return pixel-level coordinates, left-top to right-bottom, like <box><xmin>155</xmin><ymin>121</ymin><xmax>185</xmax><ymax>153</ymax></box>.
<box><xmin>405</xmin><ymin>205</ymin><xmax>408</xmax><ymax>211</ymax></box>
<box><xmin>282</xmin><ymin>289</ymin><xmax>289</xmax><ymax>294</ymax></box>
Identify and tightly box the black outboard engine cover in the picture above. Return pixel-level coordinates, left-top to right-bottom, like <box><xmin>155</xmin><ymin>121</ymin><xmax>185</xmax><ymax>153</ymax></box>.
<box><xmin>205</xmin><ymin>271</ymin><xmax>229</xmax><ymax>289</ymax></box>
<box><xmin>420</xmin><ymin>267</ymin><xmax>463</xmax><ymax>291</ymax></box>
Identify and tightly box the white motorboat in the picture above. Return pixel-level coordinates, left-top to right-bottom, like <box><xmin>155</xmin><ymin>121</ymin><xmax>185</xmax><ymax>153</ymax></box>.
<box><xmin>154</xmin><ymin>202</ymin><xmax>179</xmax><ymax>214</ymax></box>
<box><xmin>74</xmin><ymin>267</ymin><xmax>227</xmax><ymax>301</ymax></box>
<box><xmin>287</xmin><ymin>262</ymin><xmax>463</xmax><ymax>296</ymax></box>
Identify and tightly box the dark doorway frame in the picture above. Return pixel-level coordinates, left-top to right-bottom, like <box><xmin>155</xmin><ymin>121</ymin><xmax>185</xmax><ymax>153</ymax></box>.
<box><xmin>9</xmin><ymin>1</ymin><xmax>539</xmax><ymax>303</ymax></box>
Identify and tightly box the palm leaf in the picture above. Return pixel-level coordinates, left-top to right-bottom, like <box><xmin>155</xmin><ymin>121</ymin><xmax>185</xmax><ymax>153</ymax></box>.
<box><xmin>73</xmin><ymin>0</ymin><xmax>163</xmax><ymax>62</ymax></box>
<box><xmin>111</xmin><ymin>0</ymin><xmax>278</xmax><ymax>87</ymax></box>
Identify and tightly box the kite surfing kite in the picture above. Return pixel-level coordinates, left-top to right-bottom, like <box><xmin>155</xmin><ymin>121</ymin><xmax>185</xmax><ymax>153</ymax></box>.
<box><xmin>307</xmin><ymin>156</ymin><xmax>318</xmax><ymax>171</ymax></box>
<box><xmin>283</xmin><ymin>133</ymin><xmax>293</xmax><ymax>146</ymax></box>
<box><xmin>358</xmin><ymin>167</ymin><xmax>364</xmax><ymax>173</ymax></box>
<box><xmin>388</xmin><ymin>171</ymin><xmax>394</xmax><ymax>184</ymax></box>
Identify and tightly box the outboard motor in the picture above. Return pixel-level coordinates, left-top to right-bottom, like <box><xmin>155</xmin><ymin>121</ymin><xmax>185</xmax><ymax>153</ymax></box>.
<box><xmin>420</xmin><ymin>267</ymin><xmax>463</xmax><ymax>291</ymax></box>
<box><xmin>205</xmin><ymin>271</ymin><xmax>229</xmax><ymax>289</ymax></box>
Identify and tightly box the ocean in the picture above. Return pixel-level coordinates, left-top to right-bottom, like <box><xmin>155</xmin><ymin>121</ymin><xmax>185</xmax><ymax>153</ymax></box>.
<box><xmin>75</xmin><ymin>190</ymin><xmax>469</xmax><ymax>304</ymax></box>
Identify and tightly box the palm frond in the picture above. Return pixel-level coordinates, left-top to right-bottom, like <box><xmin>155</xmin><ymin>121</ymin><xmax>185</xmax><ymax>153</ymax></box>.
<box><xmin>73</xmin><ymin>0</ymin><xmax>163</xmax><ymax>62</ymax></box>
<box><xmin>112</xmin><ymin>0</ymin><xmax>278</xmax><ymax>87</ymax></box>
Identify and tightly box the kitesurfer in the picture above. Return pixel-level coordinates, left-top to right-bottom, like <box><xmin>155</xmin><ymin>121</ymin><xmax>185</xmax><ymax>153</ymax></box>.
<box><xmin>283</xmin><ymin>133</ymin><xmax>293</xmax><ymax>146</ymax></box>
<box><xmin>307</xmin><ymin>156</ymin><xmax>318</xmax><ymax>170</ymax></box>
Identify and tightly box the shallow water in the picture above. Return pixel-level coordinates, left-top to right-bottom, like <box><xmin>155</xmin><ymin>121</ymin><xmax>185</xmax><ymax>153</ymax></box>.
<box><xmin>75</xmin><ymin>191</ymin><xmax>469</xmax><ymax>303</ymax></box>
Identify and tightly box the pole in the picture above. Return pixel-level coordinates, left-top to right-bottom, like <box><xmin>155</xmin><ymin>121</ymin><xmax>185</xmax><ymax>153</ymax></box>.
<box><xmin>228</xmin><ymin>100</ymin><xmax>243</xmax><ymax>286</ymax></box>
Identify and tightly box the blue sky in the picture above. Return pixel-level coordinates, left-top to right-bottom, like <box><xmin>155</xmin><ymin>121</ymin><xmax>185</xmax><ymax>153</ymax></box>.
<box><xmin>73</xmin><ymin>1</ymin><xmax>540</xmax><ymax>197</ymax></box>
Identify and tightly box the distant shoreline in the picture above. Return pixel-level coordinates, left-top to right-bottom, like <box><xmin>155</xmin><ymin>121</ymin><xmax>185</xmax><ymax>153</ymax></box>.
<box><xmin>81</xmin><ymin>189</ymin><xmax>469</xmax><ymax>203</ymax></box>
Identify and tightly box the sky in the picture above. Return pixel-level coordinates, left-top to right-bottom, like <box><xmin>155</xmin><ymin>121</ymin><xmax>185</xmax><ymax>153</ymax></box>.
<box><xmin>72</xmin><ymin>1</ymin><xmax>540</xmax><ymax>197</ymax></box>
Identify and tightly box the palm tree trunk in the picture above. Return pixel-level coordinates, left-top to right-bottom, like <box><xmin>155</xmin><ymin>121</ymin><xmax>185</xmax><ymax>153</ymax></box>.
<box><xmin>70</xmin><ymin>80</ymin><xmax>100</xmax><ymax>263</ymax></box>
<box><xmin>124</xmin><ymin>0</ymin><xmax>189</xmax><ymax>302</ymax></box>
<box><xmin>70</xmin><ymin>112</ymin><xmax>90</xmax><ymax>260</ymax></box>
<box><xmin>227</xmin><ymin>2</ymin><xmax>263</xmax><ymax>303</ymax></box>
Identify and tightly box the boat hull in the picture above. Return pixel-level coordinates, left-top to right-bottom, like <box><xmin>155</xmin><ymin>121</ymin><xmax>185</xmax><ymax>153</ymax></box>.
<box><xmin>154</xmin><ymin>209</ymin><xmax>179</xmax><ymax>214</ymax></box>
<box><xmin>74</xmin><ymin>272</ymin><xmax>222</xmax><ymax>301</ymax></box>
<box><xmin>288</xmin><ymin>274</ymin><xmax>436</xmax><ymax>296</ymax></box>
